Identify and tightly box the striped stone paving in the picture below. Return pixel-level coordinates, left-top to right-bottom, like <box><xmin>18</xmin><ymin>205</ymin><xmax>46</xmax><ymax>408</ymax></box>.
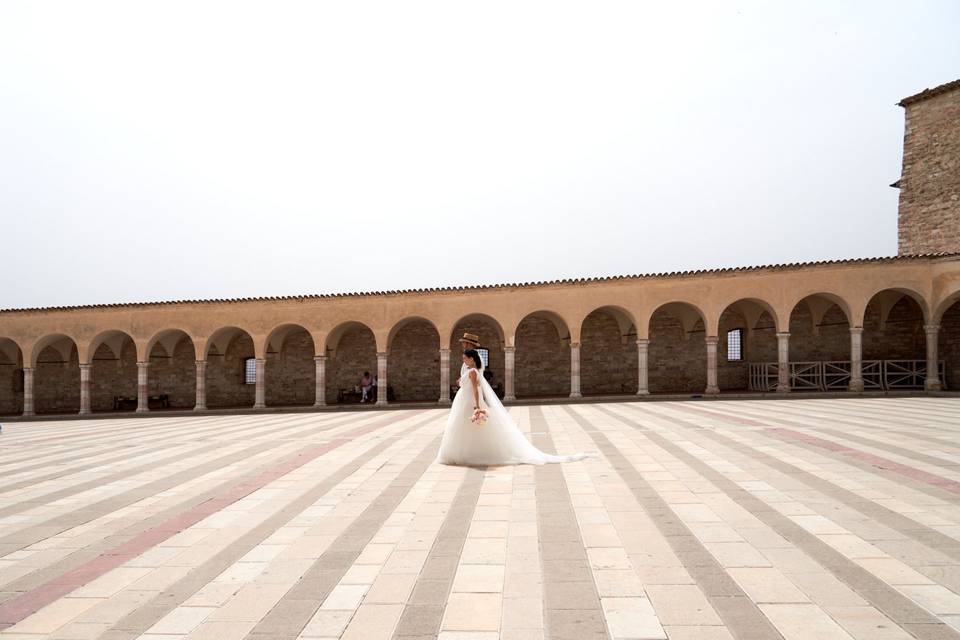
<box><xmin>0</xmin><ymin>398</ymin><xmax>960</xmax><ymax>639</ymax></box>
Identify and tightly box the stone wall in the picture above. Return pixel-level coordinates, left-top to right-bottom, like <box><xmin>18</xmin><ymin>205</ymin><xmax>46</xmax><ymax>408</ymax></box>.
<box><xmin>581</xmin><ymin>310</ymin><xmax>637</xmax><ymax>395</ymax></box>
<box><xmin>266</xmin><ymin>329</ymin><xmax>315</xmax><ymax>407</ymax></box>
<box><xmin>148</xmin><ymin>337</ymin><xmax>197</xmax><ymax>409</ymax></box>
<box><xmin>789</xmin><ymin>302</ymin><xmax>850</xmax><ymax>362</ymax></box>
<box><xmin>941</xmin><ymin>302</ymin><xmax>960</xmax><ymax>390</ymax></box>
<box><xmin>863</xmin><ymin>296</ymin><xmax>925</xmax><ymax>361</ymax></box>
<box><xmin>648</xmin><ymin>312</ymin><xmax>706</xmax><ymax>394</ymax></box>
<box><xmin>35</xmin><ymin>344</ymin><xmax>80</xmax><ymax>414</ymax></box>
<box><xmin>207</xmin><ymin>333</ymin><xmax>255</xmax><ymax>408</ymax></box>
<box><xmin>898</xmin><ymin>86</ymin><xmax>960</xmax><ymax>255</ymax></box>
<box><xmin>450</xmin><ymin>318</ymin><xmax>504</xmax><ymax>397</ymax></box>
<box><xmin>0</xmin><ymin>352</ymin><xmax>23</xmax><ymax>416</ymax></box>
<box><xmin>90</xmin><ymin>340</ymin><xmax>138</xmax><ymax>412</ymax></box>
<box><xmin>326</xmin><ymin>326</ymin><xmax>377</xmax><ymax>404</ymax></box>
<box><xmin>515</xmin><ymin>316</ymin><xmax>570</xmax><ymax>397</ymax></box>
<box><xmin>389</xmin><ymin>320</ymin><xmax>440</xmax><ymax>402</ymax></box>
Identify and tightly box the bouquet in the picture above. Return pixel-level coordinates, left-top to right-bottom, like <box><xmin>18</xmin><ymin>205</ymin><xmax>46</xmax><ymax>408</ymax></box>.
<box><xmin>470</xmin><ymin>407</ymin><xmax>488</xmax><ymax>425</ymax></box>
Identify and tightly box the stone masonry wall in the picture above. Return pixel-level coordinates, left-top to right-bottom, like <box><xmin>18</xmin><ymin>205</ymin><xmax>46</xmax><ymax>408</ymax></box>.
<box><xmin>648</xmin><ymin>312</ymin><xmax>706</xmax><ymax>394</ymax></box>
<box><xmin>207</xmin><ymin>334</ymin><xmax>255</xmax><ymax>408</ymax></box>
<box><xmin>515</xmin><ymin>316</ymin><xmax>570</xmax><ymax>397</ymax></box>
<box><xmin>266</xmin><ymin>329</ymin><xmax>315</xmax><ymax>407</ymax></box>
<box><xmin>327</xmin><ymin>327</ymin><xmax>377</xmax><ymax>404</ymax></box>
<box><xmin>862</xmin><ymin>296</ymin><xmax>925</xmax><ymax>361</ymax></box>
<box><xmin>90</xmin><ymin>340</ymin><xmax>138</xmax><ymax>412</ymax></box>
<box><xmin>941</xmin><ymin>302</ymin><xmax>960</xmax><ymax>390</ymax></box>
<box><xmin>0</xmin><ymin>352</ymin><xmax>23</xmax><ymax>416</ymax></box>
<box><xmin>581</xmin><ymin>311</ymin><xmax>637</xmax><ymax>395</ymax></box>
<box><xmin>450</xmin><ymin>318</ymin><xmax>504</xmax><ymax>398</ymax></box>
<box><xmin>389</xmin><ymin>321</ymin><xmax>440</xmax><ymax>402</ymax></box>
<box><xmin>148</xmin><ymin>338</ymin><xmax>197</xmax><ymax>409</ymax></box>
<box><xmin>898</xmin><ymin>87</ymin><xmax>960</xmax><ymax>255</ymax></box>
<box><xmin>789</xmin><ymin>303</ymin><xmax>849</xmax><ymax>362</ymax></box>
<box><xmin>35</xmin><ymin>344</ymin><xmax>80</xmax><ymax>414</ymax></box>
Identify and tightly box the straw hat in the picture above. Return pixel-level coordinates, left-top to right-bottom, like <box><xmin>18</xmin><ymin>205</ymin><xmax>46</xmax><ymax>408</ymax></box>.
<box><xmin>459</xmin><ymin>332</ymin><xmax>481</xmax><ymax>347</ymax></box>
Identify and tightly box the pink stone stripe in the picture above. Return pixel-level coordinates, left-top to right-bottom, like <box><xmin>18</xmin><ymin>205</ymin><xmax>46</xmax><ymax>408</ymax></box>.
<box><xmin>769</xmin><ymin>427</ymin><xmax>960</xmax><ymax>495</ymax></box>
<box><xmin>0</xmin><ymin>415</ymin><xmax>412</xmax><ymax>628</ymax></box>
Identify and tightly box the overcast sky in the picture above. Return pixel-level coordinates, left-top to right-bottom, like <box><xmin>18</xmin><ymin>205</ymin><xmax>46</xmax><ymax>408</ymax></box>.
<box><xmin>1</xmin><ymin>2</ymin><xmax>958</xmax><ymax>309</ymax></box>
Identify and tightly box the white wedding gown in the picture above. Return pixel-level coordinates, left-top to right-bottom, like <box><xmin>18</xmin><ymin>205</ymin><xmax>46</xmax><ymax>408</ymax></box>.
<box><xmin>436</xmin><ymin>365</ymin><xmax>589</xmax><ymax>466</ymax></box>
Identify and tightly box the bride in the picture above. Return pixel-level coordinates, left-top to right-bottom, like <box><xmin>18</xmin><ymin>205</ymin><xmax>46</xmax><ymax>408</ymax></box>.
<box><xmin>436</xmin><ymin>349</ymin><xmax>588</xmax><ymax>466</ymax></box>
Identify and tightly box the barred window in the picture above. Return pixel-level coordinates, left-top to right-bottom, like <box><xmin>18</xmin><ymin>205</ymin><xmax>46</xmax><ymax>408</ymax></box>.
<box><xmin>476</xmin><ymin>347</ymin><xmax>490</xmax><ymax>368</ymax></box>
<box><xmin>726</xmin><ymin>329</ymin><xmax>743</xmax><ymax>361</ymax></box>
<box><xmin>244</xmin><ymin>357</ymin><xmax>257</xmax><ymax>384</ymax></box>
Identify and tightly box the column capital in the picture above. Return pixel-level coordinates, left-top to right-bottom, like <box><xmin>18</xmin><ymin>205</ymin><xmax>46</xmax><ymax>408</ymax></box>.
<box><xmin>313</xmin><ymin>354</ymin><xmax>327</xmax><ymax>363</ymax></box>
<box><xmin>705</xmin><ymin>335</ymin><xmax>719</xmax><ymax>345</ymax></box>
<box><xmin>849</xmin><ymin>327</ymin><xmax>864</xmax><ymax>335</ymax></box>
<box><xmin>569</xmin><ymin>341</ymin><xmax>581</xmax><ymax>349</ymax></box>
<box><xmin>79</xmin><ymin>363</ymin><xmax>92</xmax><ymax>370</ymax></box>
<box><xmin>439</xmin><ymin>347</ymin><xmax>451</xmax><ymax>353</ymax></box>
<box><xmin>923</xmin><ymin>324</ymin><xmax>941</xmax><ymax>333</ymax></box>
<box><xmin>377</xmin><ymin>351</ymin><xmax>388</xmax><ymax>359</ymax></box>
<box><xmin>776</xmin><ymin>332</ymin><xmax>790</xmax><ymax>339</ymax></box>
<box><xmin>636</xmin><ymin>338</ymin><xmax>649</xmax><ymax>347</ymax></box>
<box><xmin>503</xmin><ymin>345</ymin><xmax>516</xmax><ymax>353</ymax></box>
<box><xmin>137</xmin><ymin>361</ymin><xmax>149</xmax><ymax>367</ymax></box>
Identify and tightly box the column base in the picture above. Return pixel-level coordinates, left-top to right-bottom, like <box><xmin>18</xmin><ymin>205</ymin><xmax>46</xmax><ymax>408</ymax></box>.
<box><xmin>569</xmin><ymin>392</ymin><xmax>582</xmax><ymax>399</ymax></box>
<box><xmin>705</xmin><ymin>386</ymin><xmax>720</xmax><ymax>395</ymax></box>
<box><xmin>848</xmin><ymin>380</ymin><xmax>865</xmax><ymax>392</ymax></box>
<box><xmin>22</xmin><ymin>409</ymin><xmax>34</xmax><ymax>417</ymax></box>
<box><xmin>79</xmin><ymin>408</ymin><xmax>91</xmax><ymax>416</ymax></box>
<box><xmin>775</xmin><ymin>383</ymin><xmax>791</xmax><ymax>393</ymax></box>
<box><xmin>313</xmin><ymin>401</ymin><xmax>326</xmax><ymax>408</ymax></box>
<box><xmin>504</xmin><ymin>395</ymin><xmax>516</xmax><ymax>402</ymax></box>
<box><xmin>636</xmin><ymin>389</ymin><xmax>650</xmax><ymax>396</ymax></box>
<box><xmin>194</xmin><ymin>404</ymin><xmax>206</xmax><ymax>411</ymax></box>
<box><xmin>925</xmin><ymin>380</ymin><xmax>943</xmax><ymax>392</ymax></box>
<box><xmin>438</xmin><ymin>399</ymin><xmax>451</xmax><ymax>406</ymax></box>
<box><xmin>376</xmin><ymin>400</ymin><xmax>388</xmax><ymax>407</ymax></box>
<box><xmin>253</xmin><ymin>403</ymin><xmax>266</xmax><ymax>410</ymax></box>
<box><xmin>136</xmin><ymin>407</ymin><xmax>150</xmax><ymax>414</ymax></box>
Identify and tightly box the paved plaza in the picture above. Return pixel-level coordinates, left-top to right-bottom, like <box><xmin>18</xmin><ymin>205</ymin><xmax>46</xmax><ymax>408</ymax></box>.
<box><xmin>1</xmin><ymin>398</ymin><xmax>960</xmax><ymax>639</ymax></box>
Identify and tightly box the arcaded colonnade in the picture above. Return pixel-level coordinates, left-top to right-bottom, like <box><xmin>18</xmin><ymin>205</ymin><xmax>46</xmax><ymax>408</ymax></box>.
<box><xmin>1</xmin><ymin>254</ymin><xmax>959</xmax><ymax>416</ymax></box>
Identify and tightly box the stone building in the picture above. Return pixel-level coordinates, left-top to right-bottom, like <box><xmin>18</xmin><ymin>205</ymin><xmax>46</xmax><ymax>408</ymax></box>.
<box><xmin>1</xmin><ymin>79</ymin><xmax>959</xmax><ymax>418</ymax></box>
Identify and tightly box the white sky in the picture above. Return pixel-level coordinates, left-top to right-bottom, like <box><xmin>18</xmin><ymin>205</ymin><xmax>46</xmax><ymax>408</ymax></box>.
<box><xmin>1</xmin><ymin>1</ymin><xmax>958</xmax><ymax>309</ymax></box>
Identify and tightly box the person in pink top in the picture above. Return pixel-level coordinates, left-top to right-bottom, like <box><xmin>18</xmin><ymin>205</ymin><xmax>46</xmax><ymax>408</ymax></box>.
<box><xmin>360</xmin><ymin>371</ymin><xmax>373</xmax><ymax>403</ymax></box>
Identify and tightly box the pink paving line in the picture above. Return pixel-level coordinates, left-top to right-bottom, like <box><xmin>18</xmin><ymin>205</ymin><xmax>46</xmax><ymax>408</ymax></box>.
<box><xmin>768</xmin><ymin>427</ymin><xmax>960</xmax><ymax>496</ymax></box>
<box><xmin>0</xmin><ymin>413</ymin><xmax>422</xmax><ymax>629</ymax></box>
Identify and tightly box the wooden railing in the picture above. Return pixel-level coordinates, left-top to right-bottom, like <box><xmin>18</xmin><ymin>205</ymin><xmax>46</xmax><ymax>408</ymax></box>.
<box><xmin>747</xmin><ymin>360</ymin><xmax>946</xmax><ymax>392</ymax></box>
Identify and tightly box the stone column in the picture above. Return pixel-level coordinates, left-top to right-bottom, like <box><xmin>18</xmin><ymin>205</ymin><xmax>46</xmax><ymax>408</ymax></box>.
<box><xmin>136</xmin><ymin>362</ymin><xmax>150</xmax><ymax>413</ymax></box>
<box><xmin>79</xmin><ymin>364</ymin><xmax>92</xmax><ymax>415</ymax></box>
<box><xmin>924</xmin><ymin>324</ymin><xmax>942</xmax><ymax>391</ymax></box>
<box><xmin>23</xmin><ymin>367</ymin><xmax>34</xmax><ymax>417</ymax></box>
<box><xmin>376</xmin><ymin>352</ymin><xmax>388</xmax><ymax>406</ymax></box>
<box><xmin>705</xmin><ymin>336</ymin><xmax>720</xmax><ymax>395</ymax></box>
<box><xmin>849</xmin><ymin>327</ymin><xmax>864</xmax><ymax>392</ymax></box>
<box><xmin>636</xmin><ymin>339</ymin><xmax>650</xmax><ymax>395</ymax></box>
<box><xmin>254</xmin><ymin>358</ymin><xmax>266</xmax><ymax>409</ymax></box>
<box><xmin>439</xmin><ymin>348</ymin><xmax>451</xmax><ymax>405</ymax></box>
<box><xmin>194</xmin><ymin>360</ymin><xmax>207</xmax><ymax>410</ymax></box>
<box><xmin>569</xmin><ymin>342</ymin><xmax>582</xmax><ymax>398</ymax></box>
<box><xmin>314</xmin><ymin>355</ymin><xmax>327</xmax><ymax>407</ymax></box>
<box><xmin>503</xmin><ymin>346</ymin><xmax>516</xmax><ymax>402</ymax></box>
<box><xmin>776</xmin><ymin>332</ymin><xmax>791</xmax><ymax>393</ymax></box>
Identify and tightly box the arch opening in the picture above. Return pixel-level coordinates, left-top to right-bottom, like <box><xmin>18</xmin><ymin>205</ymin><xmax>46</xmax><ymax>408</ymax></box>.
<box><xmin>580</xmin><ymin>307</ymin><xmax>637</xmax><ymax>396</ymax></box>
<box><xmin>648</xmin><ymin>302</ymin><xmax>707</xmax><ymax>394</ymax></box>
<box><xmin>515</xmin><ymin>311</ymin><xmax>571</xmax><ymax>398</ymax></box>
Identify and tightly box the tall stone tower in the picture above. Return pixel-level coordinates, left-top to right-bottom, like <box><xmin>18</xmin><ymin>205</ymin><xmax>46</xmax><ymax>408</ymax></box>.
<box><xmin>895</xmin><ymin>79</ymin><xmax>960</xmax><ymax>255</ymax></box>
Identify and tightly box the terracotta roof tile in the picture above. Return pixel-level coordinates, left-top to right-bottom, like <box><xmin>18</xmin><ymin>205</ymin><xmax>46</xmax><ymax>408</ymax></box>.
<box><xmin>898</xmin><ymin>78</ymin><xmax>960</xmax><ymax>106</ymax></box>
<box><xmin>1</xmin><ymin>252</ymin><xmax>957</xmax><ymax>315</ymax></box>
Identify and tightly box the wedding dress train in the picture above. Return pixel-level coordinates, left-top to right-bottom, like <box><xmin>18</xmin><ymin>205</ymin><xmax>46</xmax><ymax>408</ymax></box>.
<box><xmin>436</xmin><ymin>367</ymin><xmax>588</xmax><ymax>466</ymax></box>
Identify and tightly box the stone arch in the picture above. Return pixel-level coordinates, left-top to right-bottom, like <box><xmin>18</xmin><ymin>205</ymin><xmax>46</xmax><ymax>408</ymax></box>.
<box><xmin>31</xmin><ymin>333</ymin><xmax>80</xmax><ymax>414</ymax></box>
<box><xmin>580</xmin><ymin>306</ymin><xmax>638</xmax><ymax>396</ymax></box>
<box><xmin>788</xmin><ymin>293</ymin><xmax>851</xmax><ymax>363</ymax></box>
<box><xmin>515</xmin><ymin>310</ymin><xmax>571</xmax><ymax>398</ymax></box>
<box><xmin>716</xmin><ymin>298</ymin><xmax>779</xmax><ymax>391</ymax></box>
<box><xmin>647</xmin><ymin>302</ymin><xmax>708</xmax><ymax>394</ymax></box>
<box><xmin>862</xmin><ymin>289</ymin><xmax>927</xmax><ymax>363</ymax></box>
<box><xmin>324</xmin><ymin>321</ymin><xmax>378</xmax><ymax>404</ymax></box>
<box><xmin>0</xmin><ymin>338</ymin><xmax>24</xmax><ymax>416</ymax></box>
<box><xmin>86</xmin><ymin>330</ymin><xmax>139</xmax><ymax>412</ymax></box>
<box><xmin>857</xmin><ymin>286</ymin><xmax>930</xmax><ymax>328</ymax></box>
<box><xmin>204</xmin><ymin>326</ymin><xmax>256</xmax><ymax>408</ymax></box>
<box><xmin>937</xmin><ymin>294</ymin><xmax>960</xmax><ymax>390</ymax></box>
<box><xmin>145</xmin><ymin>329</ymin><xmax>197</xmax><ymax>409</ymax></box>
<box><xmin>449</xmin><ymin>314</ymin><xmax>506</xmax><ymax>398</ymax></box>
<box><xmin>387</xmin><ymin>316</ymin><xmax>441</xmax><ymax>402</ymax></box>
<box><xmin>263</xmin><ymin>323</ymin><xmax>316</xmax><ymax>407</ymax></box>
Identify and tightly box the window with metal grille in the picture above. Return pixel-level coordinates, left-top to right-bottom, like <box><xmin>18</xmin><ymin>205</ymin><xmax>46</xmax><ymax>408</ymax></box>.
<box><xmin>726</xmin><ymin>329</ymin><xmax>743</xmax><ymax>361</ymax></box>
<box><xmin>244</xmin><ymin>357</ymin><xmax>257</xmax><ymax>384</ymax></box>
<box><xmin>476</xmin><ymin>347</ymin><xmax>490</xmax><ymax>368</ymax></box>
